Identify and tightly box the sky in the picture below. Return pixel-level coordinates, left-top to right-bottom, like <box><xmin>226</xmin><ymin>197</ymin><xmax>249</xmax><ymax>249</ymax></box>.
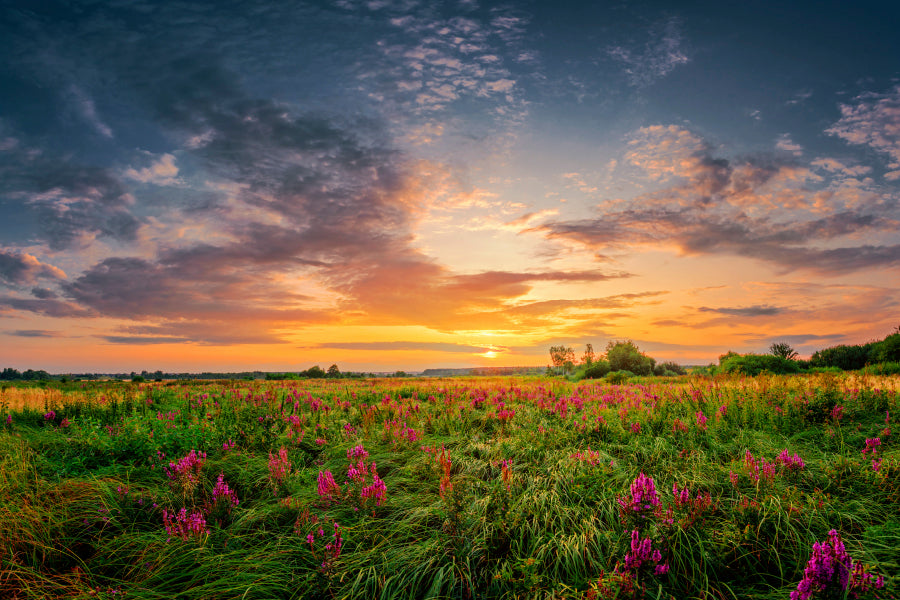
<box><xmin>1</xmin><ymin>0</ymin><xmax>899</xmax><ymax>373</ymax></box>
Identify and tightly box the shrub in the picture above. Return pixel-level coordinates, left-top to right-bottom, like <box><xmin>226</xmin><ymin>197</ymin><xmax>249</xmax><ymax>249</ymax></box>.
<box><xmin>582</xmin><ymin>361</ymin><xmax>611</xmax><ymax>379</ymax></box>
<box><xmin>605</xmin><ymin>370</ymin><xmax>633</xmax><ymax>384</ymax></box>
<box><xmin>809</xmin><ymin>343</ymin><xmax>874</xmax><ymax>371</ymax></box>
<box><xmin>654</xmin><ymin>361</ymin><xmax>686</xmax><ymax>376</ymax></box>
<box><xmin>872</xmin><ymin>333</ymin><xmax>900</xmax><ymax>363</ymax></box>
<box><xmin>719</xmin><ymin>353</ymin><xmax>800</xmax><ymax>376</ymax></box>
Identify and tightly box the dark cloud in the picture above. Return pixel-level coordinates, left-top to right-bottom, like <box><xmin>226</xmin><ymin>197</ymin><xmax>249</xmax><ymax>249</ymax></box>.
<box><xmin>310</xmin><ymin>341</ymin><xmax>499</xmax><ymax>353</ymax></box>
<box><xmin>7</xmin><ymin>329</ymin><xmax>64</xmax><ymax>338</ymax></box>
<box><xmin>698</xmin><ymin>305</ymin><xmax>782</xmax><ymax>317</ymax></box>
<box><xmin>30</xmin><ymin>287</ymin><xmax>57</xmax><ymax>299</ymax></box>
<box><xmin>0</xmin><ymin>296</ymin><xmax>92</xmax><ymax>318</ymax></box>
<box><xmin>0</xmin><ymin>249</ymin><xmax>66</xmax><ymax>285</ymax></box>
<box><xmin>540</xmin><ymin>125</ymin><xmax>900</xmax><ymax>275</ymax></box>
<box><xmin>0</xmin><ymin>146</ymin><xmax>140</xmax><ymax>250</ymax></box>
<box><xmin>100</xmin><ymin>336</ymin><xmax>191</xmax><ymax>345</ymax></box>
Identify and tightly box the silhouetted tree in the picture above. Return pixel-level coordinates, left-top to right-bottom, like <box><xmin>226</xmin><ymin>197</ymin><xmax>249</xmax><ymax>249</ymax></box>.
<box><xmin>769</xmin><ymin>342</ymin><xmax>798</xmax><ymax>360</ymax></box>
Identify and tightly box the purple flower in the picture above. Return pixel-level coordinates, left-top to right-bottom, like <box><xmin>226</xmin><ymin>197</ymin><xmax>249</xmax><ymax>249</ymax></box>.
<box><xmin>617</xmin><ymin>472</ymin><xmax>661</xmax><ymax>515</ymax></box>
<box><xmin>791</xmin><ymin>530</ymin><xmax>885</xmax><ymax>600</ymax></box>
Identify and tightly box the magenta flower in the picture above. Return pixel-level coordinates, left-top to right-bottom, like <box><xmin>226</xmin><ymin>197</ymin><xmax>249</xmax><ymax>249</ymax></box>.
<box><xmin>622</xmin><ymin>530</ymin><xmax>669</xmax><ymax>576</ymax></box>
<box><xmin>162</xmin><ymin>508</ymin><xmax>208</xmax><ymax>542</ymax></box>
<box><xmin>212</xmin><ymin>472</ymin><xmax>239</xmax><ymax>508</ymax></box>
<box><xmin>791</xmin><ymin>530</ymin><xmax>885</xmax><ymax>600</ymax></box>
<box><xmin>317</xmin><ymin>470</ymin><xmax>341</xmax><ymax>502</ymax></box>
<box><xmin>618</xmin><ymin>472</ymin><xmax>661</xmax><ymax>516</ymax></box>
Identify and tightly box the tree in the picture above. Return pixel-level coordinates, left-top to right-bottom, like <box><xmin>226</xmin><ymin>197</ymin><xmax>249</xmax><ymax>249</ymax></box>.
<box><xmin>326</xmin><ymin>364</ymin><xmax>341</xmax><ymax>378</ymax></box>
<box><xmin>549</xmin><ymin>345</ymin><xmax>575</xmax><ymax>374</ymax></box>
<box><xmin>581</xmin><ymin>343</ymin><xmax>595</xmax><ymax>366</ymax></box>
<box><xmin>873</xmin><ymin>333</ymin><xmax>900</xmax><ymax>363</ymax></box>
<box><xmin>0</xmin><ymin>368</ymin><xmax>21</xmax><ymax>380</ymax></box>
<box><xmin>301</xmin><ymin>365</ymin><xmax>326</xmax><ymax>379</ymax></box>
<box><xmin>769</xmin><ymin>342</ymin><xmax>798</xmax><ymax>360</ymax></box>
<box><xmin>606</xmin><ymin>340</ymin><xmax>655</xmax><ymax>376</ymax></box>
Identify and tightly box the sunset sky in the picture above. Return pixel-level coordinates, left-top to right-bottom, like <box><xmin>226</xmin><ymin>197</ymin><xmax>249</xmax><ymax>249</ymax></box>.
<box><xmin>1</xmin><ymin>1</ymin><xmax>899</xmax><ymax>373</ymax></box>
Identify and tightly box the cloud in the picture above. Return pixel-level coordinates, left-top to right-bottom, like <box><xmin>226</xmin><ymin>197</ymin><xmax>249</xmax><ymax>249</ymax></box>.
<box><xmin>124</xmin><ymin>153</ymin><xmax>180</xmax><ymax>186</ymax></box>
<box><xmin>0</xmin><ymin>296</ymin><xmax>92</xmax><ymax>318</ymax></box>
<box><xmin>540</xmin><ymin>124</ymin><xmax>900</xmax><ymax>275</ymax></box>
<box><xmin>0</xmin><ymin>144</ymin><xmax>140</xmax><ymax>250</ymax></box>
<box><xmin>7</xmin><ymin>330</ymin><xmax>65</xmax><ymax>338</ymax></box>
<box><xmin>67</xmin><ymin>85</ymin><xmax>113</xmax><ymax>138</ymax></box>
<box><xmin>0</xmin><ymin>249</ymin><xmax>66</xmax><ymax>286</ymax></box>
<box><xmin>310</xmin><ymin>341</ymin><xmax>499</xmax><ymax>353</ymax></box>
<box><xmin>607</xmin><ymin>17</ymin><xmax>690</xmax><ymax>87</ymax></box>
<box><xmin>776</xmin><ymin>134</ymin><xmax>803</xmax><ymax>156</ymax></box>
<box><xmin>811</xmin><ymin>157</ymin><xmax>872</xmax><ymax>178</ymax></box>
<box><xmin>698</xmin><ymin>305</ymin><xmax>782</xmax><ymax>317</ymax></box>
<box><xmin>827</xmin><ymin>86</ymin><xmax>900</xmax><ymax>178</ymax></box>
<box><xmin>360</xmin><ymin>4</ymin><xmax>532</xmax><ymax>130</ymax></box>
<box><xmin>100</xmin><ymin>336</ymin><xmax>191</xmax><ymax>345</ymax></box>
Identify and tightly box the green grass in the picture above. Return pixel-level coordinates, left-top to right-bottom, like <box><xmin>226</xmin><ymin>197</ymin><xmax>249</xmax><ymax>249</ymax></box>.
<box><xmin>0</xmin><ymin>374</ymin><xmax>897</xmax><ymax>599</ymax></box>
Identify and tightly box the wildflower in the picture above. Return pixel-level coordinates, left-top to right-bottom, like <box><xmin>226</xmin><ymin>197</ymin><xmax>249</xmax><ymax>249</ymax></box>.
<box><xmin>360</xmin><ymin>465</ymin><xmax>386</xmax><ymax>506</ymax></box>
<box><xmin>44</xmin><ymin>410</ymin><xmax>56</xmax><ymax>421</ymax></box>
<box><xmin>268</xmin><ymin>446</ymin><xmax>292</xmax><ymax>489</ymax></box>
<box><xmin>212</xmin><ymin>473</ymin><xmax>239</xmax><ymax>508</ymax></box>
<box><xmin>617</xmin><ymin>472</ymin><xmax>661</xmax><ymax>516</ymax></box>
<box><xmin>222</xmin><ymin>439</ymin><xmax>236</xmax><ymax>452</ymax></box>
<box><xmin>163</xmin><ymin>450</ymin><xmax>206</xmax><ymax>495</ymax></box>
<box><xmin>317</xmin><ymin>470</ymin><xmax>341</xmax><ymax>502</ymax></box>
<box><xmin>831</xmin><ymin>405</ymin><xmax>844</xmax><ymax>421</ymax></box>
<box><xmin>622</xmin><ymin>530</ymin><xmax>669</xmax><ymax>576</ymax></box>
<box><xmin>776</xmin><ymin>449</ymin><xmax>806</xmax><ymax>472</ymax></box>
<box><xmin>863</xmin><ymin>438</ymin><xmax>881</xmax><ymax>456</ymax></box>
<box><xmin>162</xmin><ymin>508</ymin><xmax>208</xmax><ymax>542</ymax></box>
<box><xmin>695</xmin><ymin>411</ymin><xmax>708</xmax><ymax>431</ymax></box>
<box><xmin>5</xmin><ymin>414</ymin><xmax>12</xmax><ymax>425</ymax></box>
<box><xmin>347</xmin><ymin>445</ymin><xmax>369</xmax><ymax>461</ymax></box>
<box><xmin>791</xmin><ymin>529</ymin><xmax>884</xmax><ymax>600</ymax></box>
<box><xmin>630</xmin><ymin>422</ymin><xmax>641</xmax><ymax>433</ymax></box>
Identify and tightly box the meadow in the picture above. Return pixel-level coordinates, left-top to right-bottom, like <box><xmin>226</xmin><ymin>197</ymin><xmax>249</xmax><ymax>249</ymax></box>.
<box><xmin>0</xmin><ymin>373</ymin><xmax>897</xmax><ymax>599</ymax></box>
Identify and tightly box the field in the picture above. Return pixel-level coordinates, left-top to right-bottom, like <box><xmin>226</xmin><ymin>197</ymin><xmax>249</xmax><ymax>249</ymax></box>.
<box><xmin>0</xmin><ymin>374</ymin><xmax>897</xmax><ymax>599</ymax></box>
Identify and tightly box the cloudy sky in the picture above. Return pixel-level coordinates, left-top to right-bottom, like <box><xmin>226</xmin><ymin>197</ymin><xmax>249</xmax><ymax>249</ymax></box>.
<box><xmin>1</xmin><ymin>0</ymin><xmax>899</xmax><ymax>372</ymax></box>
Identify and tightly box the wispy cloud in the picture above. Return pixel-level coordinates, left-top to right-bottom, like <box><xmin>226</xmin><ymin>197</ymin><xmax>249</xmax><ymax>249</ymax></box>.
<box><xmin>607</xmin><ymin>17</ymin><xmax>689</xmax><ymax>87</ymax></box>
<box><xmin>67</xmin><ymin>85</ymin><xmax>113</xmax><ymax>138</ymax></box>
<box><xmin>310</xmin><ymin>341</ymin><xmax>499</xmax><ymax>353</ymax></box>
<box><xmin>698</xmin><ymin>305</ymin><xmax>782</xmax><ymax>317</ymax></box>
<box><xmin>827</xmin><ymin>85</ymin><xmax>900</xmax><ymax>180</ymax></box>
<box><xmin>7</xmin><ymin>329</ymin><xmax>65</xmax><ymax>338</ymax></box>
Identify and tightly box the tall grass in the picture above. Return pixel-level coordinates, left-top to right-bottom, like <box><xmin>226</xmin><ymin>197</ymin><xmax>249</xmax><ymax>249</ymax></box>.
<box><xmin>0</xmin><ymin>374</ymin><xmax>896</xmax><ymax>599</ymax></box>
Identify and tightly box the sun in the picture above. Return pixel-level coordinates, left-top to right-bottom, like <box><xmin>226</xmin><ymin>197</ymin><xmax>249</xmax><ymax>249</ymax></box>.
<box><xmin>481</xmin><ymin>350</ymin><xmax>498</xmax><ymax>359</ymax></box>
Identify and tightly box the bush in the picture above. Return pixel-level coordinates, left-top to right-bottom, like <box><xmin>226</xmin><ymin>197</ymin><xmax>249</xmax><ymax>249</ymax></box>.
<box><xmin>865</xmin><ymin>361</ymin><xmax>900</xmax><ymax>376</ymax></box>
<box><xmin>654</xmin><ymin>361</ymin><xmax>686</xmax><ymax>376</ymax></box>
<box><xmin>604</xmin><ymin>370</ymin><xmax>633</xmax><ymax>384</ymax></box>
<box><xmin>809</xmin><ymin>343</ymin><xmax>874</xmax><ymax>370</ymax></box>
<box><xmin>581</xmin><ymin>361</ymin><xmax>611</xmax><ymax>380</ymax></box>
<box><xmin>719</xmin><ymin>353</ymin><xmax>800</xmax><ymax>376</ymax></box>
<box><xmin>872</xmin><ymin>334</ymin><xmax>900</xmax><ymax>363</ymax></box>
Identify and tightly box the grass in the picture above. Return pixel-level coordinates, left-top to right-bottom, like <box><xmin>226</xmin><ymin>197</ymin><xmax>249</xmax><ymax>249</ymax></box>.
<box><xmin>0</xmin><ymin>374</ymin><xmax>897</xmax><ymax>599</ymax></box>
